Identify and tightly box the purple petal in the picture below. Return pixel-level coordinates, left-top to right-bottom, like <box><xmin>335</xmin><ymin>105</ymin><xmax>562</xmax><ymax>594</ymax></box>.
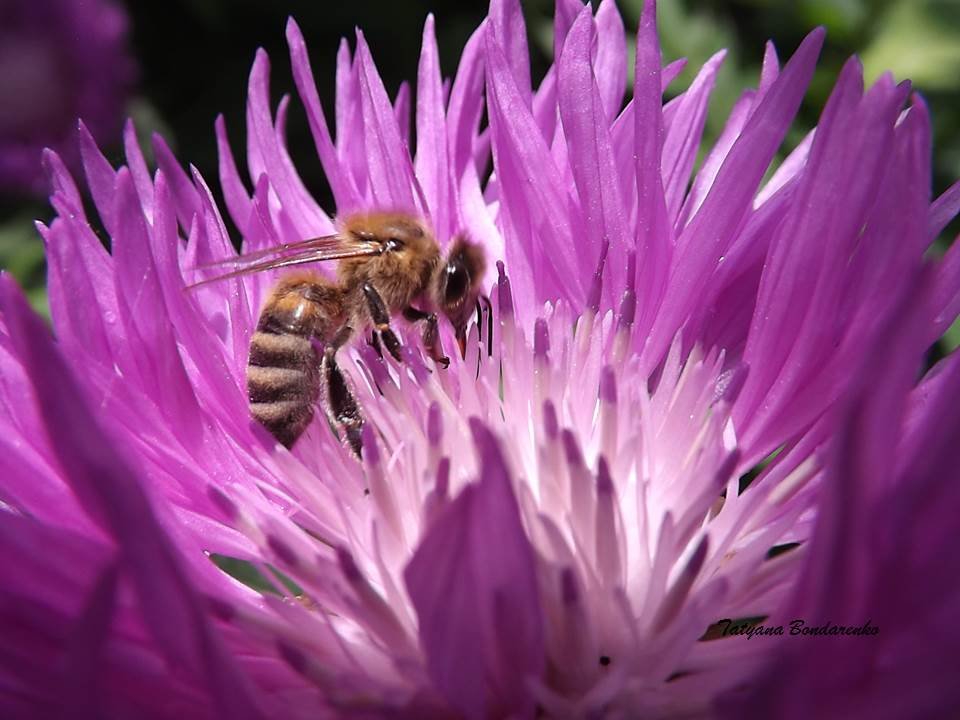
<box><xmin>78</xmin><ymin>120</ymin><xmax>119</xmax><ymax>234</ymax></box>
<box><xmin>678</xmin><ymin>89</ymin><xmax>754</xmax><ymax>228</ymax></box>
<box><xmin>595</xmin><ymin>0</ymin><xmax>627</xmax><ymax>119</ymax></box>
<box><xmin>928</xmin><ymin>179</ymin><xmax>960</xmax><ymax>241</ymax></box>
<box><xmin>150</xmin><ymin>170</ymin><xmax>245</xmax><ymax>418</ymax></box>
<box><xmin>759</xmin><ymin>40</ymin><xmax>780</xmax><ymax>94</ymax></box>
<box><xmin>931</xmin><ymin>236</ymin><xmax>960</xmax><ymax>343</ymax></box>
<box><xmin>152</xmin><ymin>132</ymin><xmax>204</xmax><ymax>233</ymax></box>
<box><xmin>485</xmin><ymin>30</ymin><xmax>585</xmax><ymax>309</ymax></box>
<box><xmin>415</xmin><ymin>14</ymin><xmax>452</xmax><ymax>240</ymax></box>
<box><xmin>661</xmin><ymin>50</ymin><xmax>725</xmax><ymax>223</ymax></box>
<box><xmin>643</xmin><ymin>27</ymin><xmax>824</xmax><ymax>368</ymax></box>
<box><xmin>111</xmin><ymin>169</ymin><xmax>201</xmax><ymax>434</ymax></box>
<box><xmin>558</xmin><ymin>7</ymin><xmax>629</xmax><ymax>309</ymax></box>
<box><xmin>42</xmin><ymin>149</ymin><xmax>85</xmax><ymax>220</ymax></box>
<box><xmin>43</xmin><ymin>217</ymin><xmax>121</xmax><ymax>370</ymax></box>
<box><xmin>190</xmin><ymin>167</ymin><xmax>254</xmax><ymax>368</ymax></box>
<box><xmin>246</xmin><ymin>49</ymin><xmax>328</xmax><ymax>237</ymax></box>
<box><xmin>446</xmin><ymin>22</ymin><xmax>492</xmax><ymax>250</ymax></box>
<box><xmin>405</xmin><ymin>420</ymin><xmax>544</xmax><ymax>720</ymax></box>
<box><xmin>738</xmin><ymin>65</ymin><xmax>914</xmax><ymax>459</ymax></box>
<box><xmin>722</xmin><ymin>271</ymin><xmax>959</xmax><ymax>719</ymax></box>
<box><xmin>355</xmin><ymin>30</ymin><xmax>420</xmax><ymax>211</ymax></box>
<box><xmin>123</xmin><ymin>119</ymin><xmax>155</xmax><ymax>218</ymax></box>
<box><xmin>336</xmin><ymin>38</ymin><xmax>373</xmax><ymax>203</ymax></box>
<box><xmin>631</xmin><ymin>0</ymin><xmax>672</xmax><ymax>341</ymax></box>
<box><xmin>447</xmin><ymin>22</ymin><xmax>486</xmax><ymax>181</ymax></box>
<box><xmin>59</xmin><ymin>559</ymin><xmax>119</xmax><ymax>716</ymax></box>
<box><xmin>286</xmin><ymin>18</ymin><xmax>361</xmax><ymax>211</ymax></box>
<box><xmin>394</xmin><ymin>80</ymin><xmax>412</xmax><ymax>149</ymax></box>
<box><xmin>0</xmin><ymin>277</ymin><xmax>267</xmax><ymax>719</ymax></box>
<box><xmin>489</xmin><ymin>0</ymin><xmax>532</xmax><ymax>107</ymax></box>
<box><xmin>0</xmin><ymin>513</ymin><xmax>112</xmax><ymax>716</ymax></box>
<box><xmin>216</xmin><ymin>114</ymin><xmax>253</xmax><ymax>234</ymax></box>
<box><xmin>553</xmin><ymin>0</ymin><xmax>582</xmax><ymax>56</ymax></box>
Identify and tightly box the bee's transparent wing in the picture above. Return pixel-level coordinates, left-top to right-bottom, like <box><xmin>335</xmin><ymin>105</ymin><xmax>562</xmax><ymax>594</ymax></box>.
<box><xmin>184</xmin><ymin>234</ymin><xmax>381</xmax><ymax>289</ymax></box>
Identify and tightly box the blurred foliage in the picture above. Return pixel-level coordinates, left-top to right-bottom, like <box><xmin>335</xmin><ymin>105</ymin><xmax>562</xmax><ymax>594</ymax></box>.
<box><xmin>1</xmin><ymin>0</ymin><xmax>958</xmax><ymax>354</ymax></box>
<box><xmin>0</xmin><ymin>212</ymin><xmax>48</xmax><ymax>316</ymax></box>
<box><xmin>209</xmin><ymin>553</ymin><xmax>304</xmax><ymax>596</ymax></box>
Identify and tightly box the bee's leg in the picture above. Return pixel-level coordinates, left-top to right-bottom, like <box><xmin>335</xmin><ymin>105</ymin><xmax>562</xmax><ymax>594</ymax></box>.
<box><xmin>403</xmin><ymin>306</ymin><xmax>450</xmax><ymax>368</ymax></box>
<box><xmin>362</xmin><ymin>282</ymin><xmax>403</xmax><ymax>362</ymax></box>
<box><xmin>322</xmin><ymin>325</ymin><xmax>364</xmax><ymax>457</ymax></box>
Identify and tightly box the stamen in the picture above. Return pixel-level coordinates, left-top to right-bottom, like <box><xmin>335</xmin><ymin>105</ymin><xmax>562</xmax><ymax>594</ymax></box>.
<box><xmin>267</xmin><ymin>535</ymin><xmax>300</xmax><ymax>569</ymax></box>
<box><xmin>497</xmin><ymin>261</ymin><xmax>515</xmax><ymax>353</ymax></box>
<box><xmin>654</xmin><ymin>535</ymin><xmax>709</xmax><ymax>629</ymax></box>
<box><xmin>534</xmin><ymin>318</ymin><xmax>550</xmax><ymax>360</ymax></box>
<box><xmin>361</xmin><ymin>424</ymin><xmax>404</xmax><ymax>546</ymax></box>
<box><xmin>361</xmin><ymin>421</ymin><xmax>381</xmax><ymax>465</ymax></box>
<box><xmin>336</xmin><ymin>546</ymin><xmax>414</xmax><ymax>653</ymax></box>
<box><xmin>534</xmin><ymin>318</ymin><xmax>552</xmax><ymax>412</ymax></box>
<box><xmin>537</xmin><ymin>401</ymin><xmax>566</xmax><ymax>515</ymax></box>
<box><xmin>712</xmin><ymin>362</ymin><xmax>749</xmax><ymax>407</ymax></box>
<box><xmin>543</xmin><ymin>399</ymin><xmax>559</xmax><ymax>440</ymax></box>
<box><xmin>673</xmin><ymin>450</ymin><xmax>740</xmax><ymax>553</ymax></box>
<box><xmin>613</xmin><ymin>253</ymin><xmax>637</xmax><ymax>364</ymax></box>
<box><xmin>276</xmin><ymin>639</ymin><xmax>334</xmax><ymax>688</ymax></box>
<box><xmin>588</xmin><ymin>240</ymin><xmax>610</xmax><ymax>317</ymax></box>
<box><xmin>206</xmin><ymin>596</ymin><xmax>237</xmax><ymax>622</ymax></box>
<box><xmin>422</xmin><ymin>455</ymin><xmax>451</xmax><ymax>530</ymax></box>
<box><xmin>557</xmin><ymin>567</ymin><xmax>598</xmax><ymax>683</ymax></box>
<box><xmin>767</xmin><ymin>455</ymin><xmax>818</xmax><ymax>507</ymax></box>
<box><xmin>496</xmin><ymin>260</ymin><xmax>514</xmax><ymax>317</ymax></box>
<box><xmin>575</xmin><ymin>240</ymin><xmax>610</xmax><ymax>363</ymax></box>
<box><xmin>563</xmin><ymin>429</ymin><xmax>595</xmax><ymax>549</ymax></box>
<box><xmin>434</xmin><ymin>457</ymin><xmax>450</xmax><ymax>499</ymax></box>
<box><xmin>207</xmin><ymin>484</ymin><xmax>239</xmax><ymax>521</ymax></box>
<box><xmin>599</xmin><ymin>366</ymin><xmax>619</xmax><ymax>461</ymax></box>
<box><xmin>595</xmin><ymin>457</ymin><xmax>623</xmax><ymax>589</ymax></box>
<box><xmin>277</xmin><ymin>639</ymin><xmax>309</xmax><ymax>675</ymax></box>
<box><xmin>427</xmin><ymin>401</ymin><xmax>443</xmax><ymax>447</ymax></box>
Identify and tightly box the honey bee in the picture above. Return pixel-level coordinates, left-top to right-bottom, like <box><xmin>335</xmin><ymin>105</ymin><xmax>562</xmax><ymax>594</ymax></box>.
<box><xmin>189</xmin><ymin>212</ymin><xmax>488</xmax><ymax>453</ymax></box>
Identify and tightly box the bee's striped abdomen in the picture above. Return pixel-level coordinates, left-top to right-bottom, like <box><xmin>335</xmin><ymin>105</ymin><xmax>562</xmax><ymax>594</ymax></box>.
<box><xmin>248</xmin><ymin>331</ymin><xmax>320</xmax><ymax>448</ymax></box>
<box><xmin>247</xmin><ymin>275</ymin><xmax>338</xmax><ymax>448</ymax></box>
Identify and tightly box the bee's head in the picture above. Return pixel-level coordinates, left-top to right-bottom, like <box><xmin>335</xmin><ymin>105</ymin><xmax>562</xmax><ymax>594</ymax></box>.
<box><xmin>434</xmin><ymin>236</ymin><xmax>486</xmax><ymax>357</ymax></box>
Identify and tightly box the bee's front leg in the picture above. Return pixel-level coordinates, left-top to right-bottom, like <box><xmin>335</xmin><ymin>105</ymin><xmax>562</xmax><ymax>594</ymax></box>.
<box><xmin>362</xmin><ymin>283</ymin><xmax>403</xmax><ymax>362</ymax></box>
<box><xmin>403</xmin><ymin>306</ymin><xmax>450</xmax><ymax>368</ymax></box>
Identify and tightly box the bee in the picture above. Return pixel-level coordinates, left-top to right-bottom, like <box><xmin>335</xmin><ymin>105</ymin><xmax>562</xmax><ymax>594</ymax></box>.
<box><xmin>188</xmin><ymin>212</ymin><xmax>488</xmax><ymax>453</ymax></box>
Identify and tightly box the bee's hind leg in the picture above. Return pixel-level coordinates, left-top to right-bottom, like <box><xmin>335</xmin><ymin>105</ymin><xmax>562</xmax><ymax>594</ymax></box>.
<box><xmin>362</xmin><ymin>283</ymin><xmax>403</xmax><ymax>362</ymax></box>
<box><xmin>322</xmin><ymin>325</ymin><xmax>364</xmax><ymax>457</ymax></box>
<box><xmin>403</xmin><ymin>306</ymin><xmax>450</xmax><ymax>368</ymax></box>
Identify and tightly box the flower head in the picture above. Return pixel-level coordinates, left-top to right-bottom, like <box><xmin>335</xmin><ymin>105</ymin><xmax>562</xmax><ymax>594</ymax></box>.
<box><xmin>0</xmin><ymin>0</ymin><xmax>134</xmax><ymax>196</ymax></box>
<box><xmin>2</xmin><ymin>1</ymin><xmax>959</xmax><ymax>718</ymax></box>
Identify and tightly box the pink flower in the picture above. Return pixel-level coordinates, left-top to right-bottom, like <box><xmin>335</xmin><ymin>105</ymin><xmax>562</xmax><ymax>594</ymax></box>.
<box><xmin>1</xmin><ymin>1</ymin><xmax>958</xmax><ymax>718</ymax></box>
<box><xmin>0</xmin><ymin>0</ymin><xmax>134</xmax><ymax>196</ymax></box>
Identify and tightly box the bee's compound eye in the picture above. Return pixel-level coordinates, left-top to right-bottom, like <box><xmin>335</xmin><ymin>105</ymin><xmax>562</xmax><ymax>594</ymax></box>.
<box><xmin>444</xmin><ymin>262</ymin><xmax>469</xmax><ymax>304</ymax></box>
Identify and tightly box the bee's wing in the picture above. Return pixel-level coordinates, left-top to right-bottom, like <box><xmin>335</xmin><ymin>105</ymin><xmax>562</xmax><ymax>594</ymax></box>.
<box><xmin>185</xmin><ymin>234</ymin><xmax>381</xmax><ymax>289</ymax></box>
